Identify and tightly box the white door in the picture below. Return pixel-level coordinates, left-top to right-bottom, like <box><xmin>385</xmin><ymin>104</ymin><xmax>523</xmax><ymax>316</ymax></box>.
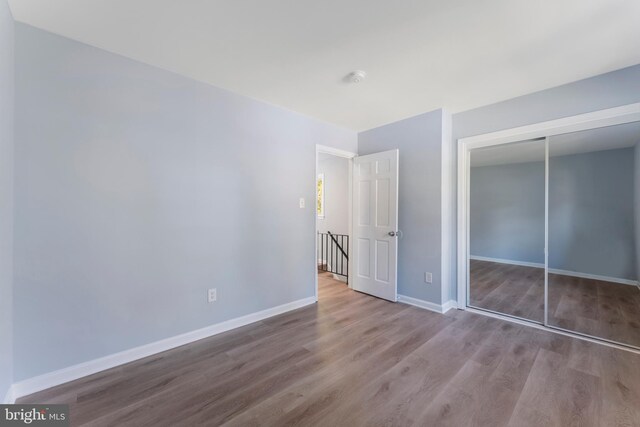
<box><xmin>352</xmin><ymin>149</ymin><xmax>399</xmax><ymax>301</ymax></box>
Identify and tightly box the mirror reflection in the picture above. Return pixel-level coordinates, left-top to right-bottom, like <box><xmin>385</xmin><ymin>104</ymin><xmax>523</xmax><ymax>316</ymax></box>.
<box><xmin>548</xmin><ymin>122</ymin><xmax>640</xmax><ymax>346</ymax></box>
<box><xmin>468</xmin><ymin>139</ymin><xmax>546</xmax><ymax>322</ymax></box>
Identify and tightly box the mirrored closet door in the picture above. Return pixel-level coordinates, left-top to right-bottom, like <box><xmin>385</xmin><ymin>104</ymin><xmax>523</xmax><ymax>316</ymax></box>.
<box><xmin>465</xmin><ymin>117</ymin><xmax>640</xmax><ymax>350</ymax></box>
<box><xmin>547</xmin><ymin>122</ymin><xmax>640</xmax><ymax>347</ymax></box>
<box><xmin>468</xmin><ymin>139</ymin><xmax>546</xmax><ymax>323</ymax></box>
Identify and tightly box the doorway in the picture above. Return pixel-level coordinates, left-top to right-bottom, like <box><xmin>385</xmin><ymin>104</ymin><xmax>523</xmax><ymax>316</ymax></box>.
<box><xmin>315</xmin><ymin>145</ymin><xmax>356</xmax><ymax>301</ymax></box>
<box><xmin>314</xmin><ymin>145</ymin><xmax>401</xmax><ymax>303</ymax></box>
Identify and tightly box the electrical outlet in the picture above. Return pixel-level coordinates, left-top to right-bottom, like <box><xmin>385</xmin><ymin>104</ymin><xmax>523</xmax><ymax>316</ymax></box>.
<box><xmin>208</xmin><ymin>288</ymin><xmax>217</xmax><ymax>303</ymax></box>
<box><xmin>425</xmin><ymin>272</ymin><xmax>432</xmax><ymax>284</ymax></box>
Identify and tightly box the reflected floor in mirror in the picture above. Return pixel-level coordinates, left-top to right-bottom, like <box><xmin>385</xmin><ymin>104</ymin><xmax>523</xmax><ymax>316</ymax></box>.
<box><xmin>470</xmin><ymin>260</ymin><xmax>640</xmax><ymax>348</ymax></box>
<box><xmin>469</xmin><ymin>260</ymin><xmax>545</xmax><ymax>322</ymax></box>
<box><xmin>549</xmin><ymin>274</ymin><xmax>640</xmax><ymax>348</ymax></box>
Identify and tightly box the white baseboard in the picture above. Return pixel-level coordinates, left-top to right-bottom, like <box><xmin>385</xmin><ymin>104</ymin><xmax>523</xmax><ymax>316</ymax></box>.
<box><xmin>547</xmin><ymin>269</ymin><xmax>638</xmax><ymax>287</ymax></box>
<box><xmin>317</xmin><ymin>259</ymin><xmax>347</xmax><ymax>283</ymax></box>
<box><xmin>317</xmin><ymin>259</ymin><xmax>332</xmax><ymax>270</ymax></box>
<box><xmin>10</xmin><ymin>296</ymin><xmax>316</xmax><ymax>401</ymax></box>
<box><xmin>470</xmin><ymin>255</ymin><xmax>544</xmax><ymax>269</ymax></box>
<box><xmin>470</xmin><ymin>255</ymin><xmax>638</xmax><ymax>287</ymax></box>
<box><xmin>442</xmin><ymin>299</ymin><xmax>459</xmax><ymax>312</ymax></box>
<box><xmin>397</xmin><ymin>294</ymin><xmax>457</xmax><ymax>314</ymax></box>
<box><xmin>3</xmin><ymin>385</ymin><xmax>16</xmax><ymax>404</ymax></box>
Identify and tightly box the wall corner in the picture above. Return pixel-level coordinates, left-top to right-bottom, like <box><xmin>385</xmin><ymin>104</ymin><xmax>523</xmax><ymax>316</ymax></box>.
<box><xmin>440</xmin><ymin>109</ymin><xmax>454</xmax><ymax>305</ymax></box>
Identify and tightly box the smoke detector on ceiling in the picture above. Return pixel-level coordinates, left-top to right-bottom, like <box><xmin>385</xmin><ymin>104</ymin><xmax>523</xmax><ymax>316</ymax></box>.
<box><xmin>345</xmin><ymin>70</ymin><xmax>367</xmax><ymax>84</ymax></box>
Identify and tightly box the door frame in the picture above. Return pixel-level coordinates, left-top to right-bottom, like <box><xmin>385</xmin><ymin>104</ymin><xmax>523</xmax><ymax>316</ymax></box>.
<box><xmin>456</xmin><ymin>102</ymin><xmax>640</xmax><ymax>310</ymax></box>
<box><xmin>315</xmin><ymin>144</ymin><xmax>357</xmax><ymax>301</ymax></box>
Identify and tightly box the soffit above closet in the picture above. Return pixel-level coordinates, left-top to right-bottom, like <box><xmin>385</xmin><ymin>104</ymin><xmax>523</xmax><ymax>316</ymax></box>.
<box><xmin>9</xmin><ymin>0</ymin><xmax>640</xmax><ymax>131</ymax></box>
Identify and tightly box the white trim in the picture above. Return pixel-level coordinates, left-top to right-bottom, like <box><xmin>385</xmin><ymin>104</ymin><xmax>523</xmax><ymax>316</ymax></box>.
<box><xmin>440</xmin><ymin>109</ymin><xmax>454</xmax><ymax>309</ymax></box>
<box><xmin>469</xmin><ymin>255</ymin><xmax>638</xmax><ymax>286</ymax></box>
<box><xmin>470</xmin><ymin>255</ymin><xmax>544</xmax><ymax>268</ymax></box>
<box><xmin>3</xmin><ymin>385</ymin><xmax>16</xmax><ymax>404</ymax></box>
<box><xmin>548</xmin><ymin>269</ymin><xmax>638</xmax><ymax>287</ymax></box>
<box><xmin>347</xmin><ymin>157</ymin><xmax>354</xmax><ymax>289</ymax></box>
<box><xmin>457</xmin><ymin>138</ymin><xmax>470</xmax><ymax>309</ymax></box>
<box><xmin>397</xmin><ymin>294</ymin><xmax>457</xmax><ymax>314</ymax></box>
<box><xmin>316</xmin><ymin>144</ymin><xmax>357</xmax><ymax>159</ymax></box>
<box><xmin>332</xmin><ymin>274</ymin><xmax>348</xmax><ymax>283</ymax></box>
<box><xmin>457</xmin><ymin>102</ymin><xmax>640</xmax><ymax>309</ymax></box>
<box><xmin>442</xmin><ymin>299</ymin><xmax>458</xmax><ymax>313</ymax></box>
<box><xmin>459</xmin><ymin>103</ymin><xmax>640</xmax><ymax>149</ymax></box>
<box><xmin>317</xmin><ymin>259</ymin><xmax>348</xmax><ymax>283</ymax></box>
<box><xmin>465</xmin><ymin>307</ymin><xmax>640</xmax><ymax>355</ymax></box>
<box><xmin>544</xmin><ymin>136</ymin><xmax>549</xmax><ymax>326</ymax></box>
<box><xmin>10</xmin><ymin>296</ymin><xmax>316</xmax><ymax>400</ymax></box>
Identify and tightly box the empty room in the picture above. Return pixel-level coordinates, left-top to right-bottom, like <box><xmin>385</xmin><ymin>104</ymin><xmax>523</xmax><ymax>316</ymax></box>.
<box><xmin>1</xmin><ymin>1</ymin><xmax>639</xmax><ymax>426</ymax></box>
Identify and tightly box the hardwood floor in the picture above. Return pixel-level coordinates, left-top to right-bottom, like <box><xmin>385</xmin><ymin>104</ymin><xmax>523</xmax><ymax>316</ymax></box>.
<box><xmin>19</xmin><ymin>271</ymin><xmax>640</xmax><ymax>426</ymax></box>
<box><xmin>470</xmin><ymin>259</ymin><xmax>640</xmax><ymax>347</ymax></box>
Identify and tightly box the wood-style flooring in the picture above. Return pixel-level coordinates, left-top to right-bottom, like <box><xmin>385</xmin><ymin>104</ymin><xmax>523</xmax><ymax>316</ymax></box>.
<box><xmin>470</xmin><ymin>259</ymin><xmax>640</xmax><ymax>347</ymax></box>
<box><xmin>19</xmin><ymin>271</ymin><xmax>640</xmax><ymax>426</ymax></box>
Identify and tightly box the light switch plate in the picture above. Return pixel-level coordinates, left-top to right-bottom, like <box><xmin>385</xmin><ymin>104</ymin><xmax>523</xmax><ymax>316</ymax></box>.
<box><xmin>425</xmin><ymin>272</ymin><xmax>432</xmax><ymax>283</ymax></box>
<box><xmin>208</xmin><ymin>288</ymin><xmax>217</xmax><ymax>303</ymax></box>
<box><xmin>299</xmin><ymin>198</ymin><xmax>305</xmax><ymax>208</ymax></box>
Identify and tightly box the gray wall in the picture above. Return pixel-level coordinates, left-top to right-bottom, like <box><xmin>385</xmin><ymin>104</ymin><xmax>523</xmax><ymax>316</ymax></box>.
<box><xmin>13</xmin><ymin>24</ymin><xmax>356</xmax><ymax>381</ymax></box>
<box><xmin>317</xmin><ymin>153</ymin><xmax>349</xmax><ymax>235</ymax></box>
<box><xmin>471</xmin><ymin>148</ymin><xmax>637</xmax><ymax>280</ymax></box>
<box><xmin>470</xmin><ymin>161</ymin><xmax>545</xmax><ymax>264</ymax></box>
<box><xmin>452</xmin><ymin>63</ymin><xmax>640</xmax><ymax>299</ymax></box>
<box><xmin>549</xmin><ymin>148</ymin><xmax>636</xmax><ymax>280</ymax></box>
<box><xmin>0</xmin><ymin>0</ymin><xmax>14</xmax><ymax>400</ymax></box>
<box><xmin>454</xmin><ymin>65</ymin><xmax>640</xmax><ymax>141</ymax></box>
<box><xmin>8</xmin><ymin>19</ymin><xmax>640</xmax><ymax>383</ymax></box>
<box><xmin>358</xmin><ymin>110</ymin><xmax>444</xmax><ymax>304</ymax></box>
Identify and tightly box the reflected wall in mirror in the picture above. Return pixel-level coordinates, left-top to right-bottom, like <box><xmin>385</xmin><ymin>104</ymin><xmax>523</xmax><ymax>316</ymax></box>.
<box><xmin>548</xmin><ymin>122</ymin><xmax>640</xmax><ymax>347</ymax></box>
<box><xmin>468</xmin><ymin>139</ymin><xmax>545</xmax><ymax>322</ymax></box>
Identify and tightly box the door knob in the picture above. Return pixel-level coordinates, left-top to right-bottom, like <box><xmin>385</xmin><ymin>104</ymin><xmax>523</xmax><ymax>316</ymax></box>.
<box><xmin>388</xmin><ymin>231</ymin><xmax>396</xmax><ymax>237</ymax></box>
<box><xmin>388</xmin><ymin>230</ymin><xmax>403</xmax><ymax>238</ymax></box>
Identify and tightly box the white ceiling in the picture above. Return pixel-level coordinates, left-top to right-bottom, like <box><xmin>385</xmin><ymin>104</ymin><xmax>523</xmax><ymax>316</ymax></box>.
<box><xmin>8</xmin><ymin>0</ymin><xmax>640</xmax><ymax>131</ymax></box>
<box><xmin>470</xmin><ymin>121</ymin><xmax>640</xmax><ymax>167</ymax></box>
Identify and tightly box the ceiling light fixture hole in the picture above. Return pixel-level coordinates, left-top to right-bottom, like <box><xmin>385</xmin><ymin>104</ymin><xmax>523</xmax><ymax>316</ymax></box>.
<box><xmin>344</xmin><ymin>70</ymin><xmax>367</xmax><ymax>84</ymax></box>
